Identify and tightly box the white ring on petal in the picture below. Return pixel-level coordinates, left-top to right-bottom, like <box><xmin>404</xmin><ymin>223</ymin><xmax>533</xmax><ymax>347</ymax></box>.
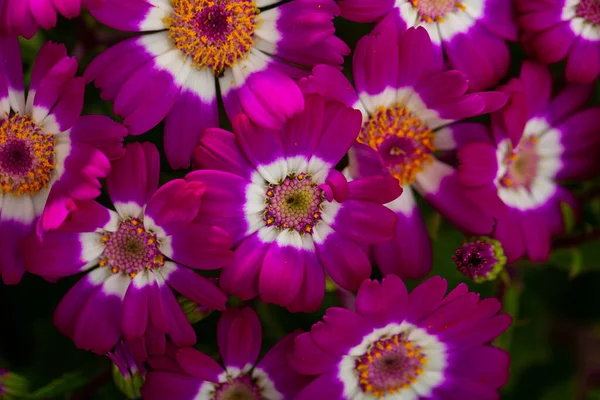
<box><xmin>255</xmin><ymin>8</ymin><xmax>282</xmax><ymax>48</ymax></box>
<box><xmin>437</xmin><ymin>11</ymin><xmax>476</xmax><ymax>41</ymax></box>
<box><xmin>338</xmin><ymin>322</ymin><xmax>447</xmax><ymax>400</ymax></box>
<box><xmin>101</xmin><ymin>272</ymin><xmax>132</xmax><ymax>298</ymax></box>
<box><xmin>139</xmin><ymin>6</ymin><xmax>170</xmax><ymax>31</ymax></box>
<box><xmin>274</xmin><ymin>229</ymin><xmax>315</xmax><ymax>251</ymax></box>
<box><xmin>79</xmin><ymin>232</ymin><xmax>105</xmax><ymax>269</ymax></box>
<box><xmin>253</xmin><ymin>367</ymin><xmax>284</xmax><ymax>400</ymax></box>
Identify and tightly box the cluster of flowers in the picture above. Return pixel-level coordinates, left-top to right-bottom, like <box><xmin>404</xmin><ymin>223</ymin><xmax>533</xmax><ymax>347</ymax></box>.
<box><xmin>1</xmin><ymin>0</ymin><xmax>599</xmax><ymax>398</ymax></box>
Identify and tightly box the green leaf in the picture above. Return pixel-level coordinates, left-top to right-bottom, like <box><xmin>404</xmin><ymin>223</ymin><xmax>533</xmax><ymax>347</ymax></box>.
<box><xmin>495</xmin><ymin>281</ymin><xmax>521</xmax><ymax>351</ymax></box>
<box><xmin>27</xmin><ymin>364</ymin><xmax>103</xmax><ymax>399</ymax></box>
<box><xmin>560</xmin><ymin>202</ymin><xmax>576</xmax><ymax>234</ymax></box>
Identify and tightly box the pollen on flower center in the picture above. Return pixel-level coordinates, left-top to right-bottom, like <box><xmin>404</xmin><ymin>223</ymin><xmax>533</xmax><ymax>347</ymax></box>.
<box><xmin>263</xmin><ymin>173</ymin><xmax>324</xmax><ymax>235</ymax></box>
<box><xmin>100</xmin><ymin>218</ymin><xmax>164</xmax><ymax>278</ymax></box>
<box><xmin>410</xmin><ymin>0</ymin><xmax>466</xmax><ymax>23</ymax></box>
<box><xmin>576</xmin><ymin>0</ymin><xmax>600</xmax><ymax>25</ymax></box>
<box><xmin>213</xmin><ymin>375</ymin><xmax>261</xmax><ymax>400</ymax></box>
<box><xmin>499</xmin><ymin>137</ymin><xmax>540</xmax><ymax>189</ymax></box>
<box><xmin>358</xmin><ymin>104</ymin><xmax>435</xmax><ymax>186</ymax></box>
<box><xmin>0</xmin><ymin>114</ymin><xmax>56</xmax><ymax>197</ymax></box>
<box><xmin>355</xmin><ymin>333</ymin><xmax>427</xmax><ymax>398</ymax></box>
<box><xmin>165</xmin><ymin>0</ymin><xmax>260</xmax><ymax>75</ymax></box>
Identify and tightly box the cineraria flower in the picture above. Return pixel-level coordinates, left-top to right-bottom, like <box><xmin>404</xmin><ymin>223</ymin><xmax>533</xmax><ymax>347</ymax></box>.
<box><xmin>290</xmin><ymin>275</ymin><xmax>511</xmax><ymax>400</ymax></box>
<box><xmin>84</xmin><ymin>0</ymin><xmax>349</xmax><ymax>169</ymax></box>
<box><xmin>0</xmin><ymin>0</ymin><xmax>101</xmax><ymax>38</ymax></box>
<box><xmin>518</xmin><ymin>0</ymin><xmax>600</xmax><ymax>83</ymax></box>
<box><xmin>141</xmin><ymin>307</ymin><xmax>311</xmax><ymax>400</ymax></box>
<box><xmin>458</xmin><ymin>61</ymin><xmax>600</xmax><ymax>262</ymax></box>
<box><xmin>453</xmin><ymin>237</ymin><xmax>506</xmax><ymax>283</ymax></box>
<box><xmin>0</xmin><ymin>38</ymin><xmax>126</xmax><ymax>284</ymax></box>
<box><xmin>337</xmin><ymin>1</ymin><xmax>517</xmax><ymax>90</ymax></box>
<box><xmin>301</xmin><ymin>26</ymin><xmax>506</xmax><ymax>280</ymax></box>
<box><xmin>24</xmin><ymin>142</ymin><xmax>232</xmax><ymax>357</ymax></box>
<box><xmin>190</xmin><ymin>94</ymin><xmax>401</xmax><ymax>312</ymax></box>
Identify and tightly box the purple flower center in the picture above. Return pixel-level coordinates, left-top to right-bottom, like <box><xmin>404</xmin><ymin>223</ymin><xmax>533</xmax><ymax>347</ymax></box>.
<box><xmin>577</xmin><ymin>0</ymin><xmax>600</xmax><ymax>25</ymax></box>
<box><xmin>263</xmin><ymin>173</ymin><xmax>324</xmax><ymax>235</ymax></box>
<box><xmin>409</xmin><ymin>0</ymin><xmax>466</xmax><ymax>23</ymax></box>
<box><xmin>214</xmin><ymin>375</ymin><xmax>262</xmax><ymax>400</ymax></box>
<box><xmin>0</xmin><ymin>114</ymin><xmax>56</xmax><ymax>197</ymax></box>
<box><xmin>166</xmin><ymin>0</ymin><xmax>259</xmax><ymax>75</ymax></box>
<box><xmin>500</xmin><ymin>137</ymin><xmax>540</xmax><ymax>189</ymax></box>
<box><xmin>359</xmin><ymin>104</ymin><xmax>435</xmax><ymax>186</ymax></box>
<box><xmin>453</xmin><ymin>240</ymin><xmax>497</xmax><ymax>280</ymax></box>
<box><xmin>100</xmin><ymin>218</ymin><xmax>164</xmax><ymax>278</ymax></box>
<box><xmin>355</xmin><ymin>333</ymin><xmax>427</xmax><ymax>397</ymax></box>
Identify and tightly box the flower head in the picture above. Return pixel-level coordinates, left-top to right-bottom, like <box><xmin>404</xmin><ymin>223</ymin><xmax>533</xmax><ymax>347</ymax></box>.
<box><xmin>457</xmin><ymin>61</ymin><xmax>600</xmax><ymax>262</ymax></box>
<box><xmin>190</xmin><ymin>94</ymin><xmax>402</xmax><ymax>312</ymax></box>
<box><xmin>24</xmin><ymin>142</ymin><xmax>233</xmax><ymax>357</ymax></box>
<box><xmin>290</xmin><ymin>275</ymin><xmax>511</xmax><ymax>399</ymax></box>
<box><xmin>453</xmin><ymin>237</ymin><xmax>506</xmax><ymax>283</ymax></box>
<box><xmin>0</xmin><ymin>38</ymin><xmax>126</xmax><ymax>285</ymax></box>
<box><xmin>338</xmin><ymin>1</ymin><xmax>517</xmax><ymax>90</ymax></box>
<box><xmin>301</xmin><ymin>25</ymin><xmax>506</xmax><ymax>281</ymax></box>
<box><xmin>141</xmin><ymin>307</ymin><xmax>312</xmax><ymax>400</ymax></box>
<box><xmin>518</xmin><ymin>0</ymin><xmax>600</xmax><ymax>83</ymax></box>
<box><xmin>0</xmin><ymin>0</ymin><xmax>101</xmax><ymax>38</ymax></box>
<box><xmin>84</xmin><ymin>0</ymin><xmax>349</xmax><ymax>169</ymax></box>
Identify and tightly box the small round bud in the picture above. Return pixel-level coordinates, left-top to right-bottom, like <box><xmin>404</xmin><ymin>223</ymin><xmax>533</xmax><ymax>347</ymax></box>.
<box><xmin>453</xmin><ymin>237</ymin><xmax>506</xmax><ymax>283</ymax></box>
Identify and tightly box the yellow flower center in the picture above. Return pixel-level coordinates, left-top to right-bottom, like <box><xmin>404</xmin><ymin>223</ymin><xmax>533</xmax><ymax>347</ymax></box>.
<box><xmin>358</xmin><ymin>104</ymin><xmax>435</xmax><ymax>186</ymax></box>
<box><xmin>0</xmin><ymin>114</ymin><xmax>56</xmax><ymax>197</ymax></box>
<box><xmin>410</xmin><ymin>0</ymin><xmax>466</xmax><ymax>23</ymax></box>
<box><xmin>165</xmin><ymin>0</ymin><xmax>260</xmax><ymax>75</ymax></box>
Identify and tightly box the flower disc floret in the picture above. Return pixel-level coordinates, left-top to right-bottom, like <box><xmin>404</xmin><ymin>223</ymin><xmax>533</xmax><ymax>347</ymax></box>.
<box><xmin>410</xmin><ymin>0</ymin><xmax>466</xmax><ymax>23</ymax></box>
<box><xmin>0</xmin><ymin>114</ymin><xmax>56</xmax><ymax>196</ymax></box>
<box><xmin>99</xmin><ymin>218</ymin><xmax>165</xmax><ymax>278</ymax></box>
<box><xmin>214</xmin><ymin>375</ymin><xmax>262</xmax><ymax>400</ymax></box>
<box><xmin>165</xmin><ymin>0</ymin><xmax>260</xmax><ymax>75</ymax></box>
<box><xmin>358</xmin><ymin>104</ymin><xmax>435</xmax><ymax>186</ymax></box>
<box><xmin>356</xmin><ymin>333</ymin><xmax>427</xmax><ymax>398</ymax></box>
<box><xmin>577</xmin><ymin>0</ymin><xmax>600</xmax><ymax>25</ymax></box>
<box><xmin>263</xmin><ymin>173</ymin><xmax>324</xmax><ymax>235</ymax></box>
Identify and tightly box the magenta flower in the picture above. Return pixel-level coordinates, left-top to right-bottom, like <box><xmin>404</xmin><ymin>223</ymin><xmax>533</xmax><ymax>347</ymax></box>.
<box><xmin>290</xmin><ymin>275</ymin><xmax>511</xmax><ymax>399</ymax></box>
<box><xmin>190</xmin><ymin>94</ymin><xmax>401</xmax><ymax>312</ymax></box>
<box><xmin>24</xmin><ymin>142</ymin><xmax>232</xmax><ymax>357</ymax></box>
<box><xmin>0</xmin><ymin>38</ymin><xmax>126</xmax><ymax>284</ymax></box>
<box><xmin>518</xmin><ymin>0</ymin><xmax>600</xmax><ymax>83</ymax></box>
<box><xmin>84</xmin><ymin>0</ymin><xmax>349</xmax><ymax>169</ymax></box>
<box><xmin>0</xmin><ymin>0</ymin><xmax>101</xmax><ymax>38</ymax></box>
<box><xmin>141</xmin><ymin>307</ymin><xmax>311</xmax><ymax>400</ymax></box>
<box><xmin>338</xmin><ymin>1</ymin><xmax>517</xmax><ymax>90</ymax></box>
<box><xmin>302</xmin><ymin>25</ymin><xmax>506</xmax><ymax>281</ymax></box>
<box><xmin>458</xmin><ymin>61</ymin><xmax>600</xmax><ymax>263</ymax></box>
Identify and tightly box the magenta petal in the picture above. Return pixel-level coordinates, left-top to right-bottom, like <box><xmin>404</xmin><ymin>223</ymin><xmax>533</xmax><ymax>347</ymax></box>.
<box><xmin>175</xmin><ymin>348</ymin><xmax>223</xmax><ymax>381</ymax></box>
<box><xmin>232</xmin><ymin>113</ymin><xmax>284</xmax><ymax>169</ymax></box>
<box><xmin>310</xmin><ymin>307</ymin><xmax>371</xmax><ymax>356</ymax></box>
<box><xmin>144</xmin><ymin>179</ymin><xmax>205</xmax><ymax>235</ymax></box>
<box><xmin>164</xmin><ymin>264</ymin><xmax>227</xmax><ymax>311</ymax></box>
<box><xmin>293</xmin><ymin>369</ymin><xmax>344</xmax><ymax>400</ymax></box>
<box><xmin>299</xmin><ymin>65</ymin><xmax>359</xmax><ymax>107</ymax></box>
<box><xmin>159</xmin><ymin>281</ymin><xmax>196</xmax><ymax>347</ymax></box>
<box><xmin>23</xmin><ymin>231</ymin><xmax>91</xmax><ymax>279</ymax></box>
<box><xmin>33</xmin><ymin>57</ymin><xmax>77</xmax><ymax>114</ymax></box>
<box><xmin>194</xmin><ymin>128</ymin><xmax>253</xmax><ymax>179</ymax></box>
<box><xmin>219</xmin><ymin>233</ymin><xmax>267</xmax><ymax>300</ymax></box>
<box><xmin>69</xmin><ymin>114</ymin><xmax>126</xmax><ymax>160</ymax></box>
<box><xmin>166</xmin><ymin>223</ymin><xmax>232</xmax><ymax>270</ymax></box>
<box><xmin>217</xmin><ymin>308</ymin><xmax>262</xmax><ymax>368</ymax></box>
<box><xmin>405</xmin><ymin>276</ymin><xmax>448</xmax><ymax>324</ymax></box>
<box><xmin>107</xmin><ymin>142</ymin><xmax>159</xmax><ymax>214</ymax></box>
<box><xmin>73</xmin><ymin>274</ymin><xmax>129</xmax><ymax>354</ymax></box>
<box><xmin>355</xmin><ymin>275</ymin><xmax>408</xmax><ymax>327</ymax></box>
<box><xmin>31</xmin><ymin>43</ymin><xmax>69</xmax><ymax>93</ymax></box>
<box><xmin>347</xmin><ymin>176</ymin><xmax>402</xmax><ymax>204</ymax></box>
<box><xmin>121</xmin><ymin>273</ymin><xmax>151</xmax><ymax>341</ymax></box>
<box><xmin>259</xmin><ymin>240</ymin><xmax>305</xmax><ymax>306</ymax></box>
<box><xmin>47</xmin><ymin>76</ymin><xmax>84</xmax><ymax>132</ymax></box>
<box><xmin>289</xmin><ymin>333</ymin><xmax>339</xmax><ymax>375</ymax></box>
<box><xmin>521</xmin><ymin>210</ymin><xmax>551</xmax><ymax>262</ymax></box>
<box><xmin>566</xmin><ymin>37</ymin><xmax>600</xmax><ymax>84</ymax></box>
<box><xmin>313</xmin><ymin>100</ymin><xmax>363</xmax><ymax>166</ymax></box>
<box><xmin>457</xmin><ymin>142</ymin><xmax>499</xmax><ymax>187</ymax></box>
<box><xmin>331</xmin><ymin>200</ymin><xmax>397</xmax><ymax>243</ymax></box>
<box><xmin>280</xmin><ymin>95</ymin><xmax>325</xmax><ymax>158</ymax></box>
<box><xmin>141</xmin><ymin>372</ymin><xmax>202</xmax><ymax>400</ymax></box>
<box><xmin>316</xmin><ymin>229</ymin><xmax>371</xmax><ymax>291</ymax></box>
<box><xmin>285</xmin><ymin>251</ymin><xmax>325</xmax><ymax>313</ymax></box>
<box><xmin>447</xmin><ymin>346</ymin><xmax>509</xmax><ymax>389</ymax></box>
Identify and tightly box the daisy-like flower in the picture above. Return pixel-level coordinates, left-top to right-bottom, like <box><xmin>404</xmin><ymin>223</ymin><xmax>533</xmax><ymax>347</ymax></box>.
<box><xmin>0</xmin><ymin>0</ymin><xmax>101</xmax><ymax>38</ymax></box>
<box><xmin>518</xmin><ymin>0</ymin><xmax>600</xmax><ymax>83</ymax></box>
<box><xmin>301</xmin><ymin>25</ymin><xmax>506</xmax><ymax>280</ymax></box>
<box><xmin>84</xmin><ymin>0</ymin><xmax>349</xmax><ymax>169</ymax></box>
<box><xmin>142</xmin><ymin>307</ymin><xmax>312</xmax><ymax>399</ymax></box>
<box><xmin>0</xmin><ymin>38</ymin><xmax>126</xmax><ymax>284</ymax></box>
<box><xmin>338</xmin><ymin>0</ymin><xmax>517</xmax><ymax>91</ymax></box>
<box><xmin>290</xmin><ymin>275</ymin><xmax>511</xmax><ymax>400</ymax></box>
<box><xmin>457</xmin><ymin>61</ymin><xmax>600</xmax><ymax>262</ymax></box>
<box><xmin>190</xmin><ymin>94</ymin><xmax>401</xmax><ymax>312</ymax></box>
<box><xmin>24</xmin><ymin>142</ymin><xmax>232</xmax><ymax>357</ymax></box>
